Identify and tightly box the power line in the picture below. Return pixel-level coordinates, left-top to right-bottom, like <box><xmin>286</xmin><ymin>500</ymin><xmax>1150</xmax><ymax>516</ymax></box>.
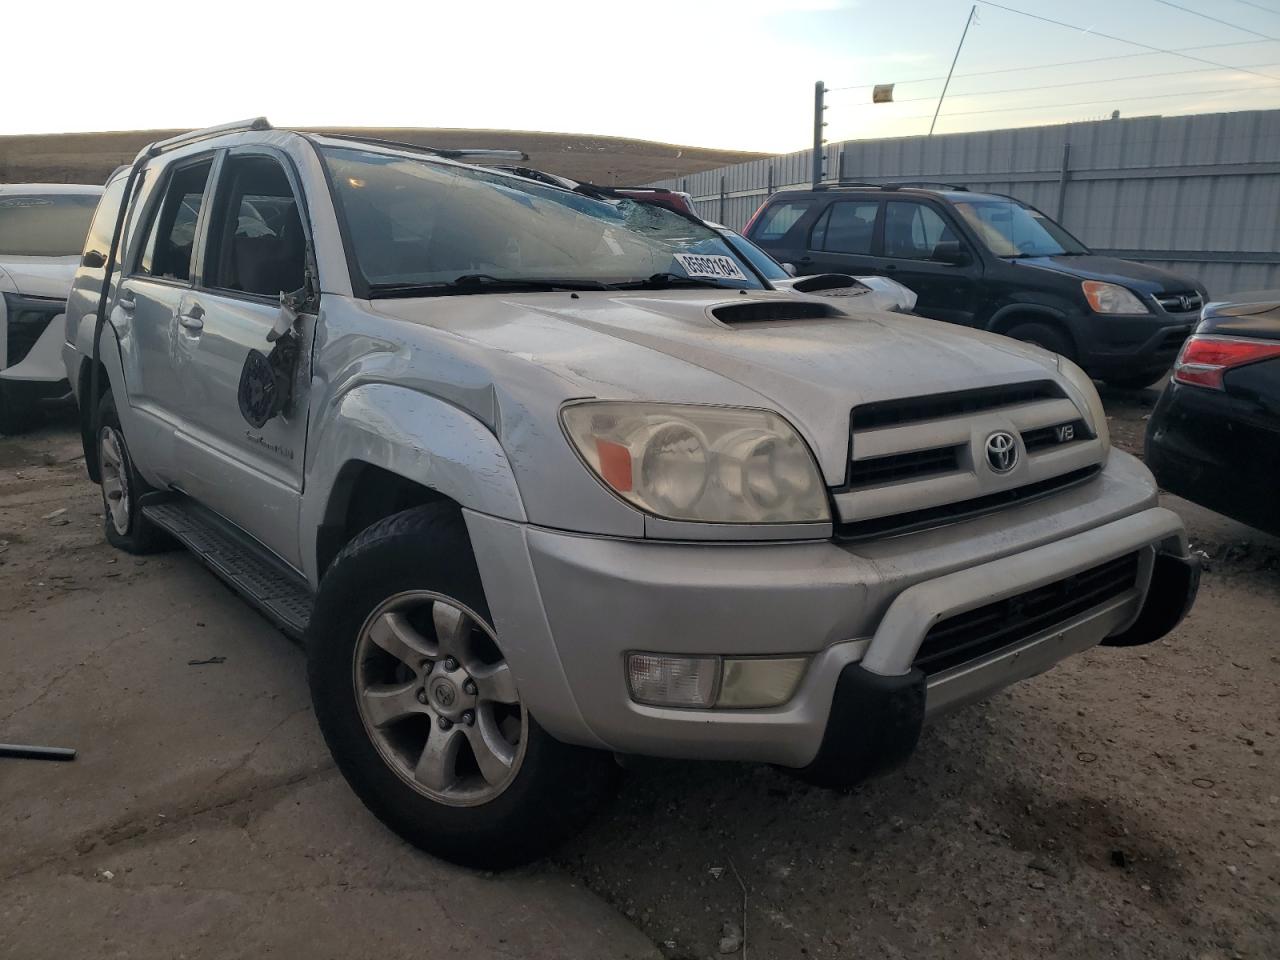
<box><xmin>824</xmin><ymin>38</ymin><xmax>1277</xmax><ymax>92</ymax></box>
<box><xmin>1224</xmin><ymin>0</ymin><xmax>1280</xmax><ymax>17</ymax></box>
<box><xmin>978</xmin><ymin>0</ymin><xmax>1280</xmax><ymax>82</ymax></box>
<box><xmin>884</xmin><ymin>60</ymin><xmax>1280</xmax><ymax>105</ymax></box>
<box><xmin>893</xmin><ymin>80</ymin><xmax>1280</xmax><ymax>122</ymax></box>
<box><xmin>1151</xmin><ymin>0</ymin><xmax>1279</xmax><ymax>40</ymax></box>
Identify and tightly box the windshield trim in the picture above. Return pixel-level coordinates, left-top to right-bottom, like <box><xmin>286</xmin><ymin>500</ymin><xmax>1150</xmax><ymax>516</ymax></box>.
<box><xmin>309</xmin><ymin>138</ymin><xmax>771</xmax><ymax>299</ymax></box>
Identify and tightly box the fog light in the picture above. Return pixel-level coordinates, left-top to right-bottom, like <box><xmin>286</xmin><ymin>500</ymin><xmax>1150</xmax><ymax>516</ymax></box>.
<box><xmin>717</xmin><ymin>657</ymin><xmax>807</xmax><ymax>708</ymax></box>
<box><xmin>626</xmin><ymin>653</ymin><xmax>719</xmax><ymax>707</ymax></box>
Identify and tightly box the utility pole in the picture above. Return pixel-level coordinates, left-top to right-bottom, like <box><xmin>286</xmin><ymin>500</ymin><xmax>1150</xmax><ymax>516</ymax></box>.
<box><xmin>930</xmin><ymin>4</ymin><xmax>976</xmax><ymax>136</ymax></box>
<box><xmin>812</xmin><ymin>80</ymin><xmax>828</xmax><ymax>187</ymax></box>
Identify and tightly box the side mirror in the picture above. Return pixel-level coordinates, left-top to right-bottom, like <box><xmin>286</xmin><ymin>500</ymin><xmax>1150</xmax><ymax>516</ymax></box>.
<box><xmin>81</xmin><ymin>250</ymin><xmax>106</xmax><ymax>269</ymax></box>
<box><xmin>931</xmin><ymin>241</ymin><xmax>970</xmax><ymax>266</ymax></box>
<box><xmin>782</xmin><ymin>262</ymin><xmax>798</xmax><ymax>277</ymax></box>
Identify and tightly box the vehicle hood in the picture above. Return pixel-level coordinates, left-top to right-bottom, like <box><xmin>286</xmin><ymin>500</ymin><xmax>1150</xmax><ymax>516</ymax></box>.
<box><xmin>0</xmin><ymin>256</ymin><xmax>78</xmax><ymax>299</ymax></box>
<box><xmin>371</xmin><ymin>291</ymin><xmax>1073</xmax><ymax>485</ymax></box>
<box><xmin>1013</xmin><ymin>254</ymin><xmax>1199</xmax><ymax>293</ymax></box>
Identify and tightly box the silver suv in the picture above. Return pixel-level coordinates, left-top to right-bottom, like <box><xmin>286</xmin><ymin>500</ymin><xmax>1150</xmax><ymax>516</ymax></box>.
<box><xmin>63</xmin><ymin>120</ymin><xmax>1199</xmax><ymax>868</ymax></box>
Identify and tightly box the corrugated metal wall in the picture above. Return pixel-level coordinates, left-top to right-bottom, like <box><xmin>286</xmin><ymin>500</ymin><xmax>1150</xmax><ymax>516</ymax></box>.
<box><xmin>652</xmin><ymin>109</ymin><xmax>1280</xmax><ymax>297</ymax></box>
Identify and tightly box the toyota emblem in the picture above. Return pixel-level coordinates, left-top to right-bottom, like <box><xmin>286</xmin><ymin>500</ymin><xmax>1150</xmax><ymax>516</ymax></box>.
<box><xmin>985</xmin><ymin>431</ymin><xmax>1018</xmax><ymax>473</ymax></box>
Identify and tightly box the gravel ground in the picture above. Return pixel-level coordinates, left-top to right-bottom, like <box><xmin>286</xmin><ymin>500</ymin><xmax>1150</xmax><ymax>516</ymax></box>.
<box><xmin>1</xmin><ymin>387</ymin><xmax>1277</xmax><ymax>960</ymax></box>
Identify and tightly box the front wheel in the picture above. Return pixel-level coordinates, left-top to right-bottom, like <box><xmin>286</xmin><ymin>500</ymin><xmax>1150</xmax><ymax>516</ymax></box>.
<box><xmin>306</xmin><ymin>504</ymin><xmax>616</xmax><ymax>869</ymax></box>
<box><xmin>1003</xmin><ymin>321</ymin><xmax>1075</xmax><ymax>361</ymax></box>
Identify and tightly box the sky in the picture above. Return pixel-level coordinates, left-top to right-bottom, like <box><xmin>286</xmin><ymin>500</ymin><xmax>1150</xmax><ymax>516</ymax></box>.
<box><xmin>4</xmin><ymin>0</ymin><xmax>1280</xmax><ymax>152</ymax></box>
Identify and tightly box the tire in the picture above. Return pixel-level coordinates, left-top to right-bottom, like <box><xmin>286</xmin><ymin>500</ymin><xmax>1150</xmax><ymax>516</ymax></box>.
<box><xmin>1003</xmin><ymin>321</ymin><xmax>1075</xmax><ymax>361</ymax></box>
<box><xmin>94</xmin><ymin>391</ymin><xmax>168</xmax><ymax>554</ymax></box>
<box><xmin>1102</xmin><ymin>372</ymin><xmax>1167</xmax><ymax>390</ymax></box>
<box><xmin>306</xmin><ymin>503</ymin><xmax>616</xmax><ymax>869</ymax></box>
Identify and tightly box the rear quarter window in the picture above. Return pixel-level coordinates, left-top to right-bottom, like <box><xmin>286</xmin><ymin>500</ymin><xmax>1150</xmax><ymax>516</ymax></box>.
<box><xmin>751</xmin><ymin>200</ymin><xmax>813</xmax><ymax>242</ymax></box>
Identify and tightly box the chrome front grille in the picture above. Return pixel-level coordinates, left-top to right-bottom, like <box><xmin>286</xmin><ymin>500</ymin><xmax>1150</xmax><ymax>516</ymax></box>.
<box><xmin>1154</xmin><ymin>291</ymin><xmax>1203</xmax><ymax>314</ymax></box>
<box><xmin>834</xmin><ymin>379</ymin><xmax>1104</xmax><ymax>538</ymax></box>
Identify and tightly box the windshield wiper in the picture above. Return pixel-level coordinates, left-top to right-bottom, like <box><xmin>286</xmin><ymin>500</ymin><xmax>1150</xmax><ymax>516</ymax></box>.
<box><xmin>369</xmin><ymin>274</ymin><xmax>616</xmax><ymax>298</ymax></box>
<box><xmin>614</xmin><ymin>272</ymin><xmax>732</xmax><ymax>290</ymax></box>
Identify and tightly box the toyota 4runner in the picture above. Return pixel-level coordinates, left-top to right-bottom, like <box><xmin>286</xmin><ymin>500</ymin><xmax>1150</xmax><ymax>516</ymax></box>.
<box><xmin>63</xmin><ymin>120</ymin><xmax>1199</xmax><ymax>868</ymax></box>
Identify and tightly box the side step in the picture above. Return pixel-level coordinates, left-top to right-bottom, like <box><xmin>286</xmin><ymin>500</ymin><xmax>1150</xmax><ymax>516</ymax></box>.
<box><xmin>142</xmin><ymin>498</ymin><xmax>314</xmax><ymax>640</ymax></box>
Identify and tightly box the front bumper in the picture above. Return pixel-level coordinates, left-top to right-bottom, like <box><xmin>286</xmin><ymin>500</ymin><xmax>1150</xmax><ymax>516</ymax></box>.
<box><xmin>465</xmin><ymin>452</ymin><xmax>1191</xmax><ymax>770</ymax></box>
<box><xmin>1078</xmin><ymin>311</ymin><xmax>1196</xmax><ymax>378</ymax></box>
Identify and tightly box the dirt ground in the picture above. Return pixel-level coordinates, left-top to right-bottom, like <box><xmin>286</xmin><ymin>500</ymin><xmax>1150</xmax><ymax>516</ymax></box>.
<box><xmin>1</xmin><ymin>387</ymin><xmax>1276</xmax><ymax>960</ymax></box>
<box><xmin>0</xmin><ymin>127</ymin><xmax>763</xmax><ymax>188</ymax></box>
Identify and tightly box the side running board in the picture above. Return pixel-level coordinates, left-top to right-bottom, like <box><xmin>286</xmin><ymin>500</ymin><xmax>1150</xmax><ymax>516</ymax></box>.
<box><xmin>142</xmin><ymin>498</ymin><xmax>314</xmax><ymax>640</ymax></box>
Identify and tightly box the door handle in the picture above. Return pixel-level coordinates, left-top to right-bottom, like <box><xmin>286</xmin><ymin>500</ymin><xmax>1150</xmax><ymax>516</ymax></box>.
<box><xmin>178</xmin><ymin>304</ymin><xmax>205</xmax><ymax>334</ymax></box>
<box><xmin>117</xmin><ymin>294</ymin><xmax>136</xmax><ymax>313</ymax></box>
<box><xmin>884</xmin><ymin>263</ymin><xmax>898</xmax><ymax>272</ymax></box>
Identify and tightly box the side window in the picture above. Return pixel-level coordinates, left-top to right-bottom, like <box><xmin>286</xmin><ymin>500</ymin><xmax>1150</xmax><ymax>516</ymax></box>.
<box><xmin>134</xmin><ymin>160</ymin><xmax>213</xmax><ymax>281</ymax></box>
<box><xmin>752</xmin><ymin>200</ymin><xmax>812</xmax><ymax>242</ymax></box>
<box><xmin>203</xmin><ymin>155</ymin><xmax>306</xmax><ymax>297</ymax></box>
<box><xmin>80</xmin><ymin>175</ymin><xmax>129</xmax><ymax>267</ymax></box>
<box><xmin>814</xmin><ymin>201</ymin><xmax>878</xmax><ymax>255</ymax></box>
<box><xmin>884</xmin><ymin>201</ymin><xmax>957</xmax><ymax>260</ymax></box>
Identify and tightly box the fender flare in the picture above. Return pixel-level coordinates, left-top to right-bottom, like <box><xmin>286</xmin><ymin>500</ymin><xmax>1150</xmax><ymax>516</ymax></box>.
<box><xmin>301</xmin><ymin>382</ymin><xmax>526</xmax><ymax>586</ymax></box>
<box><xmin>985</xmin><ymin>302</ymin><xmax>1079</xmax><ymax>354</ymax></box>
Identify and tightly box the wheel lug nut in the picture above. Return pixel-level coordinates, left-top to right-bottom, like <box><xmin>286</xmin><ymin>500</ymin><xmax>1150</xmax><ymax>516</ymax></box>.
<box><xmin>444</xmin><ymin>657</ymin><xmax>459</xmax><ymax>671</ymax></box>
<box><xmin>461</xmin><ymin>710</ymin><xmax>475</xmax><ymax>726</ymax></box>
<box><xmin>416</xmin><ymin>689</ymin><xmax>427</xmax><ymax>704</ymax></box>
<box><xmin>463</xmin><ymin>679</ymin><xmax>477</xmax><ymax>695</ymax></box>
<box><xmin>438</xmin><ymin>716</ymin><xmax>453</xmax><ymax>730</ymax></box>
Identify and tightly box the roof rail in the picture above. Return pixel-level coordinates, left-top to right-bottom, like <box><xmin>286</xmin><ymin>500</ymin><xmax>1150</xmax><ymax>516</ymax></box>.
<box><xmin>882</xmin><ymin>180</ymin><xmax>969</xmax><ymax>192</ymax></box>
<box><xmin>147</xmin><ymin>118</ymin><xmax>272</xmax><ymax>156</ymax></box>
<box><xmin>316</xmin><ymin>133</ymin><xmax>528</xmax><ymax>163</ymax></box>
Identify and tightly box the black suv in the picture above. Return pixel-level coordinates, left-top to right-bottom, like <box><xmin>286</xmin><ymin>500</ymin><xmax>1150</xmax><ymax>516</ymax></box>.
<box><xmin>744</xmin><ymin>184</ymin><xmax>1207</xmax><ymax>388</ymax></box>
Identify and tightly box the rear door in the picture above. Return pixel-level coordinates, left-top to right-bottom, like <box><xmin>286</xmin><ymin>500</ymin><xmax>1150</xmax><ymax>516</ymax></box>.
<box><xmin>171</xmin><ymin>148</ymin><xmax>314</xmax><ymax>567</ymax></box>
<box><xmin>744</xmin><ymin>197</ymin><xmax>818</xmax><ymax>270</ymax></box>
<box><xmin>803</xmin><ymin>198</ymin><xmax>883</xmax><ymax>276</ymax></box>
<box><xmin>879</xmin><ymin>199</ymin><xmax>981</xmax><ymax>326</ymax></box>
<box><xmin>116</xmin><ymin>156</ymin><xmax>216</xmax><ymax>478</ymax></box>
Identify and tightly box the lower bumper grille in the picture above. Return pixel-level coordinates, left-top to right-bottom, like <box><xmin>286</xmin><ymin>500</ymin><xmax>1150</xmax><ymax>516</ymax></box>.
<box><xmin>913</xmin><ymin>551</ymin><xmax>1141</xmax><ymax>676</ymax></box>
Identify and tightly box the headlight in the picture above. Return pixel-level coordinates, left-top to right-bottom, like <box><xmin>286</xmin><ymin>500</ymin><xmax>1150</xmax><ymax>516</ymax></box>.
<box><xmin>1057</xmin><ymin>356</ymin><xmax>1110</xmax><ymax>453</ymax></box>
<box><xmin>1082</xmin><ymin>280</ymin><xmax>1149</xmax><ymax>315</ymax></box>
<box><xmin>561</xmin><ymin>401</ymin><xmax>830</xmax><ymax>523</ymax></box>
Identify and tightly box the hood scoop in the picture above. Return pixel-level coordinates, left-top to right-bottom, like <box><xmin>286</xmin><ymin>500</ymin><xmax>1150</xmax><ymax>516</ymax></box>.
<box><xmin>712</xmin><ymin>299</ymin><xmax>841</xmax><ymax>325</ymax></box>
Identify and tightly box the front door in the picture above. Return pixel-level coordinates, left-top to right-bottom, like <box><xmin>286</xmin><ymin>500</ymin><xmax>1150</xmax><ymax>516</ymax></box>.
<box><xmin>879</xmin><ymin>200</ymin><xmax>981</xmax><ymax>327</ymax></box>
<box><xmin>172</xmin><ymin>150</ymin><xmax>314</xmax><ymax>568</ymax></box>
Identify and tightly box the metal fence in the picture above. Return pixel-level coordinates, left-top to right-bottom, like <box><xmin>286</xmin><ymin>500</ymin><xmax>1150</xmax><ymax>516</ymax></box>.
<box><xmin>650</xmin><ymin>109</ymin><xmax>1280</xmax><ymax>297</ymax></box>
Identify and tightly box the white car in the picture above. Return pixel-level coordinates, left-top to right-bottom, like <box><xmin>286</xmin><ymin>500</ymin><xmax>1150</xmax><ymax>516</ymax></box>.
<box><xmin>0</xmin><ymin>183</ymin><xmax>104</xmax><ymax>432</ymax></box>
<box><xmin>707</xmin><ymin>223</ymin><xmax>919</xmax><ymax>312</ymax></box>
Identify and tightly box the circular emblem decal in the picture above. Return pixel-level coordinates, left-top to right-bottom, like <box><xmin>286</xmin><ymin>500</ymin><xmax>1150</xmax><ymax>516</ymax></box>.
<box><xmin>431</xmin><ymin>679</ymin><xmax>457</xmax><ymax>708</ymax></box>
<box><xmin>985</xmin><ymin>431</ymin><xmax>1018</xmax><ymax>473</ymax></box>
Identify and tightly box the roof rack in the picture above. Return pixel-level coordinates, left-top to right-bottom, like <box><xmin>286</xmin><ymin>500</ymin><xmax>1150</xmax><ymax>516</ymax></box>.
<box><xmin>317</xmin><ymin>133</ymin><xmax>528</xmax><ymax>163</ymax></box>
<box><xmin>881</xmin><ymin>181</ymin><xmax>969</xmax><ymax>192</ymax></box>
<box><xmin>147</xmin><ymin>117</ymin><xmax>272</xmax><ymax>156</ymax></box>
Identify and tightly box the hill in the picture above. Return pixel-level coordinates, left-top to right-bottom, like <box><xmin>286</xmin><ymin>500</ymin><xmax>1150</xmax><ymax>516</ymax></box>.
<box><xmin>0</xmin><ymin>126</ymin><xmax>765</xmax><ymax>187</ymax></box>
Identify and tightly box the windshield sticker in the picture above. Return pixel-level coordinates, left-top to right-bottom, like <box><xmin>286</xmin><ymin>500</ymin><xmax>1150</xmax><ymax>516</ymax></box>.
<box><xmin>673</xmin><ymin>253</ymin><xmax>748</xmax><ymax>282</ymax></box>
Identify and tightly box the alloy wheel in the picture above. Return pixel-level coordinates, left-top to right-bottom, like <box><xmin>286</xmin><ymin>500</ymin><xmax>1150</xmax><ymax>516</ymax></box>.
<box><xmin>352</xmin><ymin>590</ymin><xmax>526</xmax><ymax>806</ymax></box>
